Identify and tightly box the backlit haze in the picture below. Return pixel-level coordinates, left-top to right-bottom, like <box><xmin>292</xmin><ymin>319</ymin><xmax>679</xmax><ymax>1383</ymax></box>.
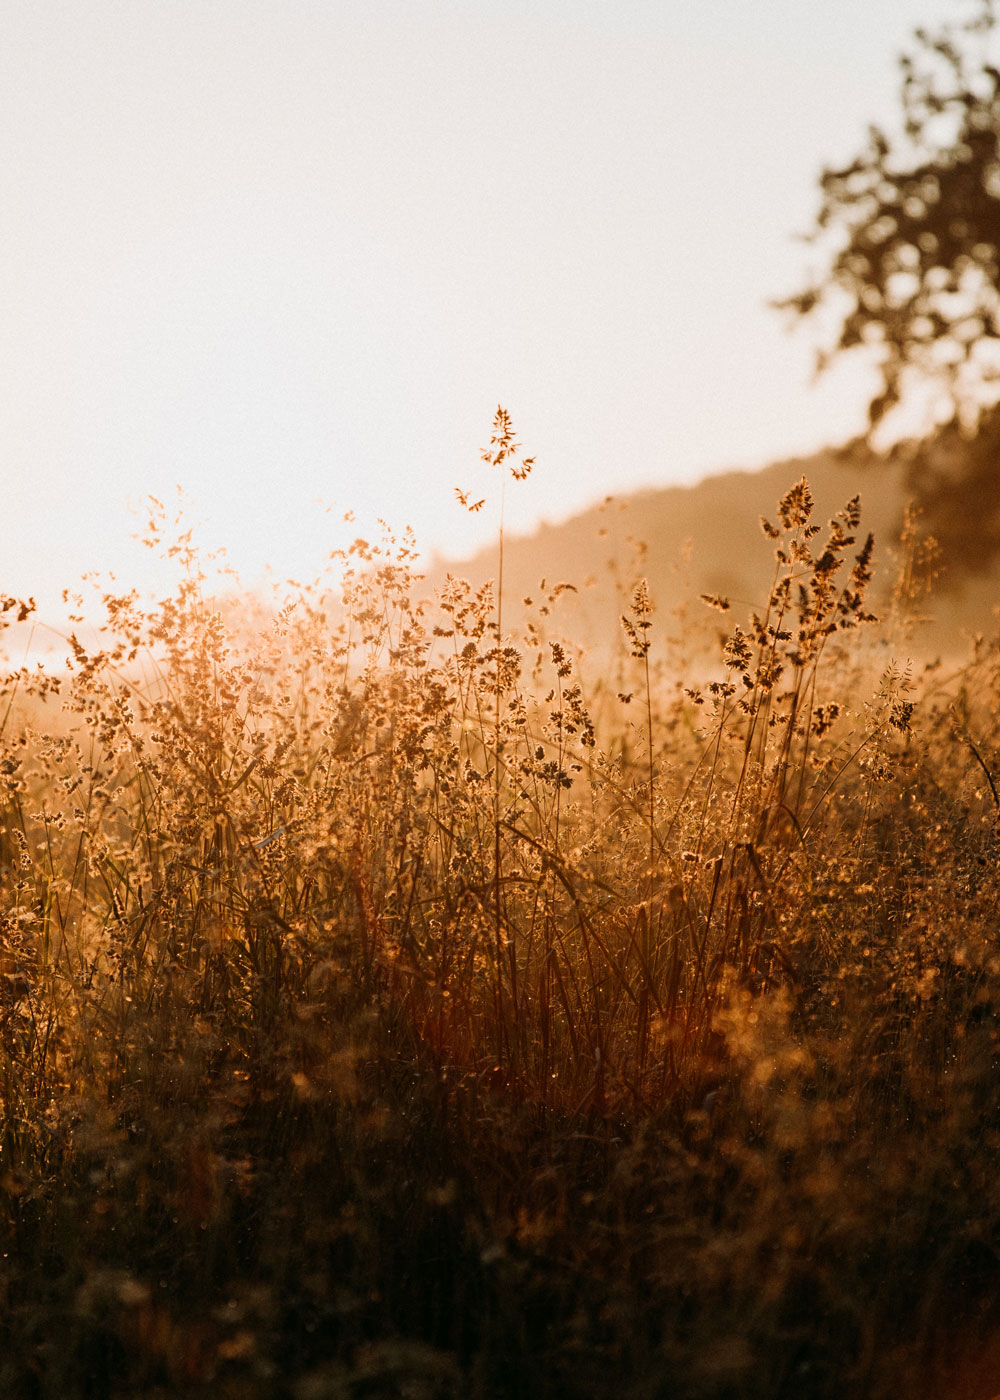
<box><xmin>3</xmin><ymin>0</ymin><xmax>948</xmax><ymax>625</ymax></box>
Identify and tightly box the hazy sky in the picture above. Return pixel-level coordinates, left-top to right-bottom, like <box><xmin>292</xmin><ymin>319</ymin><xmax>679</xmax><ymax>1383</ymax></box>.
<box><xmin>2</xmin><ymin>0</ymin><xmax>953</xmax><ymax>611</ymax></box>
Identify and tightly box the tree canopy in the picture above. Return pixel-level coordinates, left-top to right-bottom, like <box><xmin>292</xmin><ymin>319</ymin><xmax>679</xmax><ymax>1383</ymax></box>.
<box><xmin>783</xmin><ymin>0</ymin><xmax>1000</xmax><ymax>435</ymax></box>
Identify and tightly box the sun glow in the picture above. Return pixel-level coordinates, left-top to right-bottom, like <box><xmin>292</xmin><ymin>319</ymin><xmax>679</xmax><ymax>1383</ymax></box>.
<box><xmin>2</xmin><ymin>0</ymin><xmax>944</xmax><ymax>619</ymax></box>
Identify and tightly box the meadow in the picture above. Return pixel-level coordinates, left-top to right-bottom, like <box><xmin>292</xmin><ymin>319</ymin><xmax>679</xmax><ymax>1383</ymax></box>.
<box><xmin>1</xmin><ymin>429</ymin><xmax>999</xmax><ymax>1398</ymax></box>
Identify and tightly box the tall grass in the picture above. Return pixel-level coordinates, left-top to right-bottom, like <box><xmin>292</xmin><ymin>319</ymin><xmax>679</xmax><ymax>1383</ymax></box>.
<box><xmin>1</xmin><ymin>427</ymin><xmax>999</xmax><ymax>1397</ymax></box>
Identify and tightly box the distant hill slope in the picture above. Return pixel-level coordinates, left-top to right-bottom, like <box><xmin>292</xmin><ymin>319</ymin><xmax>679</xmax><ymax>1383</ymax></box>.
<box><xmin>425</xmin><ymin>446</ymin><xmax>996</xmax><ymax>659</ymax></box>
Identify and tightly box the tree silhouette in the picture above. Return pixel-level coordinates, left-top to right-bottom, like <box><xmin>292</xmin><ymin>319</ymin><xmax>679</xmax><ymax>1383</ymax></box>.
<box><xmin>783</xmin><ymin>0</ymin><xmax>1000</xmax><ymax>430</ymax></box>
<box><xmin>781</xmin><ymin>0</ymin><xmax>1000</xmax><ymax>572</ymax></box>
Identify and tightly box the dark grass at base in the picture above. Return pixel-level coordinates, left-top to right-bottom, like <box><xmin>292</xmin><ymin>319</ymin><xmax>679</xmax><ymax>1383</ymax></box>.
<box><xmin>3</xmin><ymin>1016</ymin><xmax>1000</xmax><ymax>1400</ymax></box>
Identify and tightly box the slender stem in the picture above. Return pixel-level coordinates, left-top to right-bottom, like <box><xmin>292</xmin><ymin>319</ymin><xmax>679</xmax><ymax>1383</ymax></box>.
<box><xmin>494</xmin><ymin>469</ymin><xmax>508</xmax><ymax>1065</ymax></box>
<box><xmin>645</xmin><ymin>646</ymin><xmax>654</xmax><ymax>882</ymax></box>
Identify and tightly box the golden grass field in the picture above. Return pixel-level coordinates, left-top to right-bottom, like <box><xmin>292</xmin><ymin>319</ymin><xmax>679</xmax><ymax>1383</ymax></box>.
<box><xmin>1</xmin><ymin>428</ymin><xmax>1000</xmax><ymax>1398</ymax></box>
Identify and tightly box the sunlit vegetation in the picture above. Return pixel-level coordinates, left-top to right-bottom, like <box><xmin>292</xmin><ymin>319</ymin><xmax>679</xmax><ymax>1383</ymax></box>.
<box><xmin>1</xmin><ymin>429</ymin><xmax>999</xmax><ymax>1398</ymax></box>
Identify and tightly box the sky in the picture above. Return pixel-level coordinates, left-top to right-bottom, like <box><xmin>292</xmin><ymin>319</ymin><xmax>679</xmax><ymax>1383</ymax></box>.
<box><xmin>1</xmin><ymin>0</ymin><xmax>959</xmax><ymax>617</ymax></box>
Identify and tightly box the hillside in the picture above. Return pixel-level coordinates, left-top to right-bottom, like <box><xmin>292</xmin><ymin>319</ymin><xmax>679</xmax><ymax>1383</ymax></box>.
<box><xmin>428</xmin><ymin>444</ymin><xmax>997</xmax><ymax>660</ymax></box>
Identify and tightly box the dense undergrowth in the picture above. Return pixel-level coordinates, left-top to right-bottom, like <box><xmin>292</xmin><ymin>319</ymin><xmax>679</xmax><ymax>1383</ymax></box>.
<box><xmin>1</xmin><ymin>431</ymin><xmax>1000</xmax><ymax>1398</ymax></box>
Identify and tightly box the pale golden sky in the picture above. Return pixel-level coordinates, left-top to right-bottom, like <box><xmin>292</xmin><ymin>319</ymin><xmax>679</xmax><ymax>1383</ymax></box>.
<box><xmin>1</xmin><ymin>0</ymin><xmax>954</xmax><ymax>611</ymax></box>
